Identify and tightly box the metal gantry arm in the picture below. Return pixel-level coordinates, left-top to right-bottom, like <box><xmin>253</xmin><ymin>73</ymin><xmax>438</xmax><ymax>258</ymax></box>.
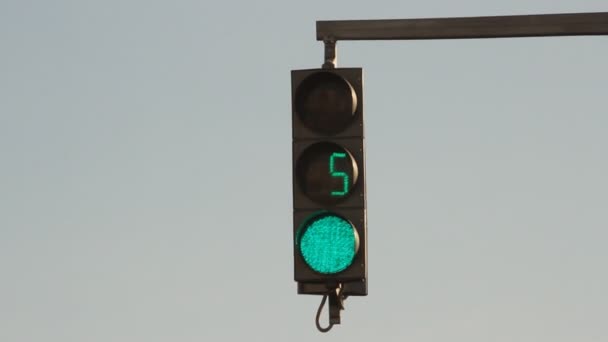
<box><xmin>318</xmin><ymin>11</ymin><xmax>608</xmax><ymax>67</ymax></box>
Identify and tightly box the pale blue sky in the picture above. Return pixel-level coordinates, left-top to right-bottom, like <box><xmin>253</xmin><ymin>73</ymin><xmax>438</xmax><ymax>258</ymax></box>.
<box><xmin>1</xmin><ymin>1</ymin><xmax>607</xmax><ymax>341</ymax></box>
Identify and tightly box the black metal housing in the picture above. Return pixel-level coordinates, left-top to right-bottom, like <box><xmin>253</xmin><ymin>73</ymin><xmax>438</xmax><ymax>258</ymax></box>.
<box><xmin>291</xmin><ymin>68</ymin><xmax>367</xmax><ymax>296</ymax></box>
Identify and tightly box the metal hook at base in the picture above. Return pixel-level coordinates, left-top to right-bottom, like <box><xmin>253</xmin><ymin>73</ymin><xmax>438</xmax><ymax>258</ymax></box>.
<box><xmin>315</xmin><ymin>284</ymin><xmax>345</xmax><ymax>333</ymax></box>
<box><xmin>328</xmin><ymin>285</ymin><xmax>344</xmax><ymax>325</ymax></box>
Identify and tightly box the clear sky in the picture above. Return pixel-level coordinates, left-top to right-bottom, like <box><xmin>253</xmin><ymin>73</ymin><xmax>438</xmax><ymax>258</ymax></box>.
<box><xmin>1</xmin><ymin>1</ymin><xmax>607</xmax><ymax>341</ymax></box>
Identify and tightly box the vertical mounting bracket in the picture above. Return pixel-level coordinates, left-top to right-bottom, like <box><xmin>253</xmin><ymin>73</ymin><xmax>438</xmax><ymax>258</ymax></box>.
<box><xmin>322</xmin><ymin>37</ymin><xmax>337</xmax><ymax>69</ymax></box>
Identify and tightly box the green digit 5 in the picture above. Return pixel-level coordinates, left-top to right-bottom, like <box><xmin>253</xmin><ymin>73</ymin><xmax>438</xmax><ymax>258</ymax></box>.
<box><xmin>329</xmin><ymin>152</ymin><xmax>349</xmax><ymax>197</ymax></box>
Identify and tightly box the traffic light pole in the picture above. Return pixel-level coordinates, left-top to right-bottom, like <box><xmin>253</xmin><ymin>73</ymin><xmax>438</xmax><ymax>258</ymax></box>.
<box><xmin>305</xmin><ymin>10</ymin><xmax>608</xmax><ymax>332</ymax></box>
<box><xmin>318</xmin><ymin>11</ymin><xmax>608</xmax><ymax>67</ymax></box>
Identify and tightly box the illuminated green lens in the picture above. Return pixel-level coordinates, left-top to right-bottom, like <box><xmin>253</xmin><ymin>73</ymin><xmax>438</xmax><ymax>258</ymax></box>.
<box><xmin>299</xmin><ymin>214</ymin><xmax>358</xmax><ymax>274</ymax></box>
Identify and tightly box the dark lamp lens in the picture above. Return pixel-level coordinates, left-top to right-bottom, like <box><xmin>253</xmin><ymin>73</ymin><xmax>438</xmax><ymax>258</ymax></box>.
<box><xmin>294</xmin><ymin>72</ymin><xmax>357</xmax><ymax>135</ymax></box>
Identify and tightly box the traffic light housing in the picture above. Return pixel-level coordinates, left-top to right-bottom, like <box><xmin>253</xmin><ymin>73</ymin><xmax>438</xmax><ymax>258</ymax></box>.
<box><xmin>291</xmin><ymin>68</ymin><xmax>367</xmax><ymax>296</ymax></box>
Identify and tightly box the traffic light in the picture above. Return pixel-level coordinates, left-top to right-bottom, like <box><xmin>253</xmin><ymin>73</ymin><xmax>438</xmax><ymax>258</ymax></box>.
<box><xmin>291</xmin><ymin>68</ymin><xmax>367</xmax><ymax>297</ymax></box>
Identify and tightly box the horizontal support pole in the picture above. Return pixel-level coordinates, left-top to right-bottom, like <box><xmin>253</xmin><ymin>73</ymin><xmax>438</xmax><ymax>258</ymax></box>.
<box><xmin>317</xmin><ymin>12</ymin><xmax>608</xmax><ymax>41</ymax></box>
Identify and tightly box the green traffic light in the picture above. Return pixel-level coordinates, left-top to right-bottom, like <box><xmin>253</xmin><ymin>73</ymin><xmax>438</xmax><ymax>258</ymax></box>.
<box><xmin>298</xmin><ymin>213</ymin><xmax>358</xmax><ymax>274</ymax></box>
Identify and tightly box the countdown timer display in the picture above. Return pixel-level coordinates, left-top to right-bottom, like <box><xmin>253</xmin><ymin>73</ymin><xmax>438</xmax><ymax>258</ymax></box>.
<box><xmin>296</xmin><ymin>142</ymin><xmax>359</xmax><ymax>205</ymax></box>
